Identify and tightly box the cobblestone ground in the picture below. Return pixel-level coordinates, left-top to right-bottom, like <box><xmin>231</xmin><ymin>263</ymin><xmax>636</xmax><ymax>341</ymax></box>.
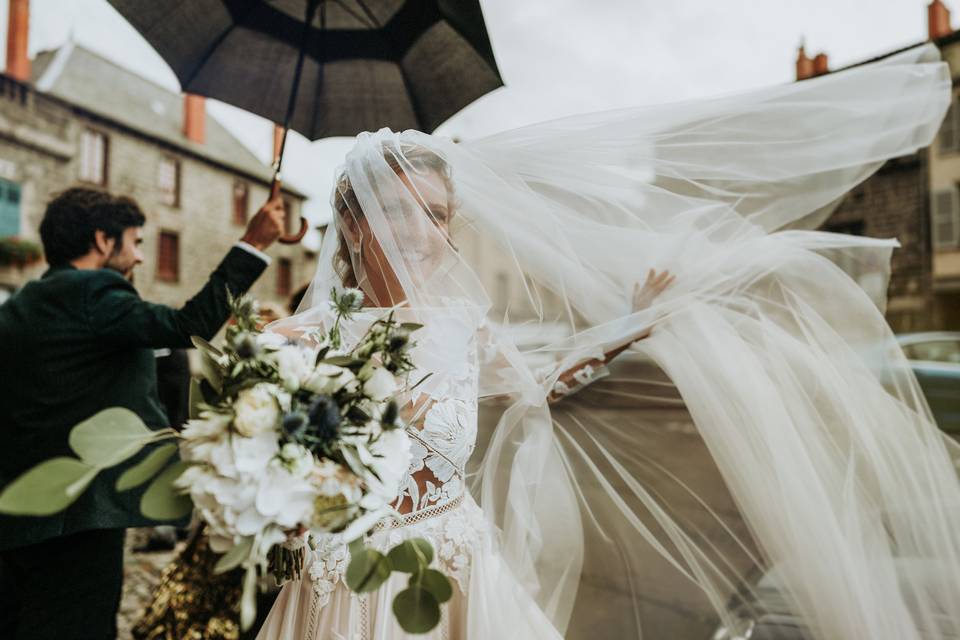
<box><xmin>117</xmin><ymin>528</ymin><xmax>182</xmax><ymax>640</ymax></box>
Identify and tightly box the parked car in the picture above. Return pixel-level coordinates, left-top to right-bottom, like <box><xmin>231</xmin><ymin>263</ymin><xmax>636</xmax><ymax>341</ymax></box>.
<box><xmin>897</xmin><ymin>332</ymin><xmax>960</xmax><ymax>433</ymax></box>
<box><xmin>711</xmin><ymin>557</ymin><xmax>956</xmax><ymax>640</ymax></box>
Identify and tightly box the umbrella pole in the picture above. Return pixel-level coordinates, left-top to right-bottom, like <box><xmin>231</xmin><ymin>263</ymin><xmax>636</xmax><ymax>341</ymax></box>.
<box><xmin>275</xmin><ymin>0</ymin><xmax>321</xmax><ymax>244</ymax></box>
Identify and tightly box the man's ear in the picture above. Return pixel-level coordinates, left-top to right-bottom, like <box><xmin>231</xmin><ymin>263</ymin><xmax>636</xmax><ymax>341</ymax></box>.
<box><xmin>93</xmin><ymin>230</ymin><xmax>116</xmax><ymax>257</ymax></box>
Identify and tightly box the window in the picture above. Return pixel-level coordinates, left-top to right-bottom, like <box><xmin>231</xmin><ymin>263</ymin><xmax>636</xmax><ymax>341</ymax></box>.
<box><xmin>79</xmin><ymin>129</ymin><xmax>108</xmax><ymax>185</ymax></box>
<box><xmin>158</xmin><ymin>156</ymin><xmax>181</xmax><ymax>207</ymax></box>
<box><xmin>0</xmin><ymin>179</ymin><xmax>21</xmax><ymax>237</ymax></box>
<box><xmin>277</xmin><ymin>257</ymin><xmax>292</xmax><ymax>297</ymax></box>
<box><xmin>233</xmin><ymin>181</ymin><xmax>249</xmax><ymax>225</ymax></box>
<box><xmin>931</xmin><ymin>187</ymin><xmax>960</xmax><ymax>249</ymax></box>
<box><xmin>941</xmin><ymin>97</ymin><xmax>960</xmax><ymax>155</ymax></box>
<box><xmin>157</xmin><ymin>231</ymin><xmax>180</xmax><ymax>282</ymax></box>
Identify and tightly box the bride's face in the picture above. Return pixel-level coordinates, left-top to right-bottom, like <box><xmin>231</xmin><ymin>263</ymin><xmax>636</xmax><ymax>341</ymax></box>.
<box><xmin>342</xmin><ymin>168</ymin><xmax>453</xmax><ymax>304</ymax></box>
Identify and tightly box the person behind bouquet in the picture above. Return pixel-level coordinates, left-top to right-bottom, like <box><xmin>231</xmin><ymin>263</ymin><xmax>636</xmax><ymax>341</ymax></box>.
<box><xmin>0</xmin><ymin>186</ymin><xmax>286</xmax><ymax>640</ymax></box>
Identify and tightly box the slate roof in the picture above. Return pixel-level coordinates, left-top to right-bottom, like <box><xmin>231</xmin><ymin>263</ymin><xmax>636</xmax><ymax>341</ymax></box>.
<box><xmin>30</xmin><ymin>43</ymin><xmax>304</xmax><ymax>198</ymax></box>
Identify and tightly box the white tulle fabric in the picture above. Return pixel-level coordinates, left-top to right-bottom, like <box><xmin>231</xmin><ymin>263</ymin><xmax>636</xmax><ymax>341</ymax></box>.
<box><xmin>260</xmin><ymin>43</ymin><xmax>960</xmax><ymax>639</ymax></box>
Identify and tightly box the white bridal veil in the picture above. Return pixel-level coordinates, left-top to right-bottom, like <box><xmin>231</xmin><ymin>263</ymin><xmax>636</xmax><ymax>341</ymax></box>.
<box><xmin>286</xmin><ymin>43</ymin><xmax>960</xmax><ymax>639</ymax></box>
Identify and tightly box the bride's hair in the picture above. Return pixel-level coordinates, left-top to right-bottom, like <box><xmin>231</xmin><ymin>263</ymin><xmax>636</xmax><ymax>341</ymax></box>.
<box><xmin>331</xmin><ymin>142</ymin><xmax>456</xmax><ymax>288</ymax></box>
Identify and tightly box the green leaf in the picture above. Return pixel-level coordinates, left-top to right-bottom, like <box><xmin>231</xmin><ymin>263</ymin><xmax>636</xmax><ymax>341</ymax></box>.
<box><xmin>387</xmin><ymin>538</ymin><xmax>434</xmax><ymax>573</ymax></box>
<box><xmin>214</xmin><ymin>536</ymin><xmax>254</xmax><ymax>574</ymax></box>
<box><xmin>418</xmin><ymin>568</ymin><xmax>453</xmax><ymax>603</ymax></box>
<box><xmin>400</xmin><ymin>322</ymin><xmax>424</xmax><ymax>332</ymax></box>
<box><xmin>68</xmin><ymin>408</ymin><xmax>154</xmax><ymax>468</ymax></box>
<box><xmin>116</xmin><ymin>444</ymin><xmax>178</xmax><ymax>492</ymax></box>
<box><xmin>393</xmin><ymin>586</ymin><xmax>441</xmax><ymax>633</ymax></box>
<box><xmin>240</xmin><ymin>565</ymin><xmax>257</xmax><ymax>631</ymax></box>
<box><xmin>193</xmin><ymin>337</ymin><xmax>224</xmax><ymax>393</ymax></box>
<box><xmin>322</xmin><ymin>356</ymin><xmax>364</xmax><ymax>368</ymax></box>
<box><xmin>345</xmin><ymin>548</ymin><xmax>391</xmax><ymax>593</ymax></box>
<box><xmin>0</xmin><ymin>457</ymin><xmax>98</xmax><ymax>515</ymax></box>
<box><xmin>140</xmin><ymin>461</ymin><xmax>193</xmax><ymax>520</ymax></box>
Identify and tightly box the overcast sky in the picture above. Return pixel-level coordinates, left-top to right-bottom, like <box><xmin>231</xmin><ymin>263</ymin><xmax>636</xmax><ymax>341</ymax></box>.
<box><xmin>0</xmin><ymin>0</ymin><xmax>944</xmax><ymax>230</ymax></box>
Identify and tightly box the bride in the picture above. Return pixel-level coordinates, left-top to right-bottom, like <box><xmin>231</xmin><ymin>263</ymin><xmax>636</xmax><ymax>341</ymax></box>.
<box><xmin>258</xmin><ymin>43</ymin><xmax>960</xmax><ymax>639</ymax></box>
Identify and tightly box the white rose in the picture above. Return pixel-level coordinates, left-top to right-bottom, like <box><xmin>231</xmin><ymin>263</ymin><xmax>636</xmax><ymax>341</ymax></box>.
<box><xmin>362</xmin><ymin>367</ymin><xmax>398</xmax><ymax>401</ymax></box>
<box><xmin>271</xmin><ymin>346</ymin><xmax>312</xmax><ymax>392</ymax></box>
<box><xmin>233</xmin><ymin>383</ymin><xmax>281</xmax><ymax>437</ymax></box>
<box><xmin>302</xmin><ymin>364</ymin><xmax>357</xmax><ymax>395</ymax></box>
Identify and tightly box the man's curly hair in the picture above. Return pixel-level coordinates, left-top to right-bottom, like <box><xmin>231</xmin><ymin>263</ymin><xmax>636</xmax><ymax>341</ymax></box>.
<box><xmin>39</xmin><ymin>187</ymin><xmax>146</xmax><ymax>266</ymax></box>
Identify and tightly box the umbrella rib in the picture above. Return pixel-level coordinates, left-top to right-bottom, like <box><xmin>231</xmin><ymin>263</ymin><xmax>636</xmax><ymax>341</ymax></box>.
<box><xmin>352</xmin><ymin>0</ymin><xmax>383</xmax><ymax>29</ymax></box>
<box><xmin>332</xmin><ymin>0</ymin><xmax>378</xmax><ymax>30</ymax></box>
<box><xmin>180</xmin><ymin>22</ymin><xmax>240</xmax><ymax>91</ymax></box>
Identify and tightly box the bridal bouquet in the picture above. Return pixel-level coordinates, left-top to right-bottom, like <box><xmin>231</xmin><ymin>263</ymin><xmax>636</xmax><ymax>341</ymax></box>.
<box><xmin>0</xmin><ymin>289</ymin><xmax>453</xmax><ymax>633</ymax></box>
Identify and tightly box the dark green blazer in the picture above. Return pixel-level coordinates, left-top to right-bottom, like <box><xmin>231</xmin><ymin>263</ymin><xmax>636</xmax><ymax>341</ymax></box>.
<box><xmin>0</xmin><ymin>246</ymin><xmax>267</xmax><ymax>551</ymax></box>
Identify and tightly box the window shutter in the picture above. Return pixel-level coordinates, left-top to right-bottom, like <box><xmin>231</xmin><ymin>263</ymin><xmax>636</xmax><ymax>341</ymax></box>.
<box><xmin>277</xmin><ymin>258</ymin><xmax>292</xmax><ymax>296</ymax></box>
<box><xmin>932</xmin><ymin>188</ymin><xmax>960</xmax><ymax>249</ymax></box>
<box><xmin>941</xmin><ymin>102</ymin><xmax>958</xmax><ymax>154</ymax></box>
<box><xmin>0</xmin><ymin>180</ymin><xmax>21</xmax><ymax>237</ymax></box>
<box><xmin>233</xmin><ymin>181</ymin><xmax>249</xmax><ymax>225</ymax></box>
<box><xmin>157</xmin><ymin>232</ymin><xmax>180</xmax><ymax>282</ymax></box>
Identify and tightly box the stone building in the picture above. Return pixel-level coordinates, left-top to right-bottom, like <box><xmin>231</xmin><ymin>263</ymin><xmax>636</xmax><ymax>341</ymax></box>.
<box><xmin>797</xmin><ymin>0</ymin><xmax>960</xmax><ymax>331</ymax></box>
<box><xmin>0</xmin><ymin>0</ymin><xmax>313</xmax><ymax>310</ymax></box>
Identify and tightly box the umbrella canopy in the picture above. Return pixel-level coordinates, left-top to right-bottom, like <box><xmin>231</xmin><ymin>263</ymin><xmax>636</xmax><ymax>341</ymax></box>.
<box><xmin>107</xmin><ymin>0</ymin><xmax>503</xmax><ymax>139</ymax></box>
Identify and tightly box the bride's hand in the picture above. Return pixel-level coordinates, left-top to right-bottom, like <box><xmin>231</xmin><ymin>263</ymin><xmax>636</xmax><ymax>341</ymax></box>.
<box><xmin>632</xmin><ymin>268</ymin><xmax>676</xmax><ymax>312</ymax></box>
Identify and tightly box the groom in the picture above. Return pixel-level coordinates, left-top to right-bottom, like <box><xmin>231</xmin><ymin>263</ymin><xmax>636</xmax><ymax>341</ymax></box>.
<box><xmin>0</xmin><ymin>187</ymin><xmax>286</xmax><ymax>639</ymax></box>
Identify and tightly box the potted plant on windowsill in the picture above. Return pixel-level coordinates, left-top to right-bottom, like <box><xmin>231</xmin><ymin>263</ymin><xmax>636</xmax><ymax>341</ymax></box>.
<box><xmin>0</xmin><ymin>237</ymin><xmax>43</xmax><ymax>269</ymax></box>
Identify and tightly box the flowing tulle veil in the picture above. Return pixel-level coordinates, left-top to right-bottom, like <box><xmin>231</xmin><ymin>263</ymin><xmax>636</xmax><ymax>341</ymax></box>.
<box><xmin>283</xmin><ymin>43</ymin><xmax>960</xmax><ymax>639</ymax></box>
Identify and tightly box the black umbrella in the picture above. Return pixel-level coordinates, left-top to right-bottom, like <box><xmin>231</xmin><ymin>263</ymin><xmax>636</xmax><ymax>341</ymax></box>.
<box><xmin>108</xmin><ymin>0</ymin><xmax>503</xmax><ymax>242</ymax></box>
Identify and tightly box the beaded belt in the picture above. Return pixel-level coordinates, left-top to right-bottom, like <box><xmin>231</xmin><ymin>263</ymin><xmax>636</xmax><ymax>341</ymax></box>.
<box><xmin>374</xmin><ymin>494</ymin><xmax>464</xmax><ymax>531</ymax></box>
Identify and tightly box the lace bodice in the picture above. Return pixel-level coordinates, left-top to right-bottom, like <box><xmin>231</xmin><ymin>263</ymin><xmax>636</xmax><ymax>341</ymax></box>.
<box><xmin>393</xmin><ymin>327</ymin><xmax>479</xmax><ymax>514</ymax></box>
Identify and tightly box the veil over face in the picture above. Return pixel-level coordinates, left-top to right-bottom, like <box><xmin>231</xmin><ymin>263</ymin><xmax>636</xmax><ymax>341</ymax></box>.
<box><xmin>282</xmin><ymin>43</ymin><xmax>960</xmax><ymax>639</ymax></box>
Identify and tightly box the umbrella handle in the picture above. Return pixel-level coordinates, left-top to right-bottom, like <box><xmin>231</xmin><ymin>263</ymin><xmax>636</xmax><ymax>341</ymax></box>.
<box><xmin>272</xmin><ymin>175</ymin><xmax>308</xmax><ymax>245</ymax></box>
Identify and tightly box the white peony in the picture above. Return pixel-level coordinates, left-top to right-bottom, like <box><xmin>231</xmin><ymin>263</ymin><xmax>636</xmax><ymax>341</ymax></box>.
<box><xmin>309</xmin><ymin>459</ymin><xmax>363</xmax><ymax>532</ymax></box>
<box><xmin>232</xmin><ymin>430</ymin><xmax>279</xmax><ymax>474</ymax></box>
<box><xmin>302</xmin><ymin>364</ymin><xmax>357</xmax><ymax>395</ymax></box>
<box><xmin>233</xmin><ymin>383</ymin><xmax>282</xmax><ymax>437</ymax></box>
<box><xmin>271</xmin><ymin>345</ymin><xmax>313</xmax><ymax>392</ymax></box>
<box><xmin>362</xmin><ymin>367</ymin><xmax>398</xmax><ymax>401</ymax></box>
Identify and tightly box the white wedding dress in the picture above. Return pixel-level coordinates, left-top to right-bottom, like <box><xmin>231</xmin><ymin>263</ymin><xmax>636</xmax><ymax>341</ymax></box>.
<box><xmin>261</xmin><ymin>43</ymin><xmax>960</xmax><ymax>640</ymax></box>
<box><xmin>257</xmin><ymin>320</ymin><xmax>564</xmax><ymax>640</ymax></box>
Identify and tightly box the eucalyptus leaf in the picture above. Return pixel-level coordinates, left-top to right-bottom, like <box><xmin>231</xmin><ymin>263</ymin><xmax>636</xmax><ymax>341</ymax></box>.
<box><xmin>393</xmin><ymin>586</ymin><xmax>440</xmax><ymax>633</ymax></box>
<box><xmin>347</xmin><ymin>537</ymin><xmax>366</xmax><ymax>557</ymax></box>
<box><xmin>68</xmin><ymin>408</ymin><xmax>154</xmax><ymax>468</ymax></box>
<box><xmin>191</xmin><ymin>335</ymin><xmax>224</xmax><ymax>358</ymax></box>
<box><xmin>418</xmin><ymin>568</ymin><xmax>453</xmax><ymax>603</ymax></box>
<box><xmin>345</xmin><ymin>549</ymin><xmax>391</xmax><ymax>593</ymax></box>
<box><xmin>0</xmin><ymin>457</ymin><xmax>98</xmax><ymax>515</ymax></box>
<box><xmin>387</xmin><ymin>538</ymin><xmax>434</xmax><ymax>573</ymax></box>
<box><xmin>140</xmin><ymin>461</ymin><xmax>193</xmax><ymax>520</ymax></box>
<box><xmin>116</xmin><ymin>443</ymin><xmax>178</xmax><ymax>491</ymax></box>
<box><xmin>240</xmin><ymin>565</ymin><xmax>257</xmax><ymax>631</ymax></box>
<box><xmin>214</xmin><ymin>536</ymin><xmax>254</xmax><ymax>574</ymax></box>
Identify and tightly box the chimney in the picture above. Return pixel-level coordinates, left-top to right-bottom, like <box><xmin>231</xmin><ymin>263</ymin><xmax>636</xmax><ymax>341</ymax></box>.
<box><xmin>929</xmin><ymin>0</ymin><xmax>953</xmax><ymax>40</ymax></box>
<box><xmin>813</xmin><ymin>53</ymin><xmax>829</xmax><ymax>76</ymax></box>
<box><xmin>5</xmin><ymin>0</ymin><xmax>30</xmax><ymax>82</ymax></box>
<box><xmin>796</xmin><ymin>43</ymin><xmax>815</xmax><ymax>81</ymax></box>
<box><xmin>273</xmin><ymin>124</ymin><xmax>284</xmax><ymax>166</ymax></box>
<box><xmin>183</xmin><ymin>93</ymin><xmax>206</xmax><ymax>144</ymax></box>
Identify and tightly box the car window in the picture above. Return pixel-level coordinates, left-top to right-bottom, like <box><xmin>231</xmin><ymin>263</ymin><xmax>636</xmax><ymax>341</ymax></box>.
<box><xmin>903</xmin><ymin>340</ymin><xmax>960</xmax><ymax>364</ymax></box>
